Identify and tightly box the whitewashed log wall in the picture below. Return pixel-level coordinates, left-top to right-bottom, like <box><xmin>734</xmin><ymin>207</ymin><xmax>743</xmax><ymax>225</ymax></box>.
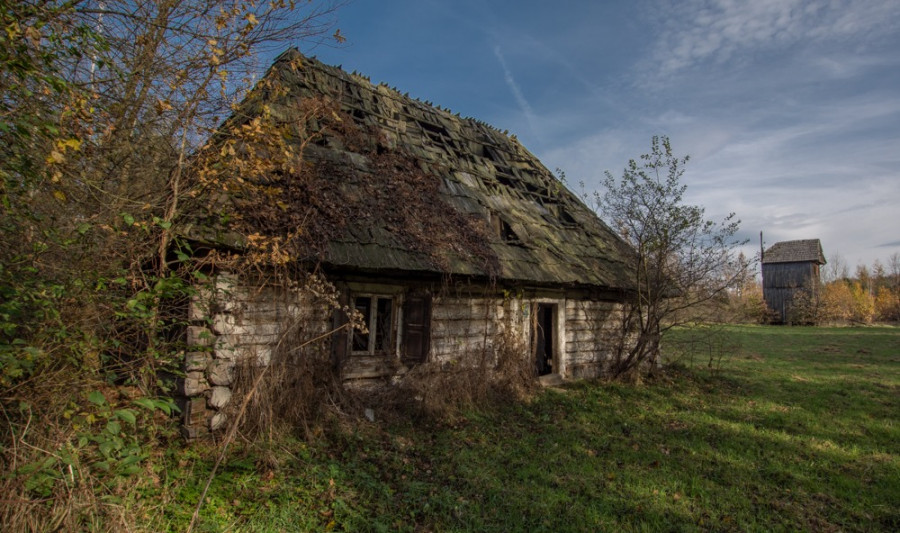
<box><xmin>564</xmin><ymin>299</ymin><xmax>624</xmax><ymax>379</ymax></box>
<box><xmin>430</xmin><ymin>295</ymin><xmax>530</xmax><ymax>362</ymax></box>
<box><xmin>181</xmin><ymin>274</ymin><xmax>627</xmax><ymax>437</ymax></box>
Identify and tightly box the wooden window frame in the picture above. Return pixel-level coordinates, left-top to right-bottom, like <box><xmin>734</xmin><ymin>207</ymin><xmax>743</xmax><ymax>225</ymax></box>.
<box><xmin>350</xmin><ymin>294</ymin><xmax>397</xmax><ymax>356</ymax></box>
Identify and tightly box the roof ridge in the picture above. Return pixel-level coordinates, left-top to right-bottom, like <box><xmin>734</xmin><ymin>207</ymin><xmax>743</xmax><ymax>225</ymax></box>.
<box><xmin>278</xmin><ymin>49</ymin><xmax>512</xmax><ymax>138</ymax></box>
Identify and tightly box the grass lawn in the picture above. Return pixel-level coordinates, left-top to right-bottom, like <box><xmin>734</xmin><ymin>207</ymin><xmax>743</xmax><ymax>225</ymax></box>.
<box><xmin>155</xmin><ymin>326</ymin><xmax>899</xmax><ymax>532</ymax></box>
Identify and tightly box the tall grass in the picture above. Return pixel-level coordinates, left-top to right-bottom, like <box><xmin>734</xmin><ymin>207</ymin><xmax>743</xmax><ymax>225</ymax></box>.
<box><xmin>137</xmin><ymin>326</ymin><xmax>900</xmax><ymax>531</ymax></box>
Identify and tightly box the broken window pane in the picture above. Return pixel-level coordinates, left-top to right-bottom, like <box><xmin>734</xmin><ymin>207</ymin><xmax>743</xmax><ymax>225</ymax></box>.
<box><xmin>351</xmin><ymin>295</ymin><xmax>394</xmax><ymax>354</ymax></box>
<box><xmin>375</xmin><ymin>297</ymin><xmax>393</xmax><ymax>353</ymax></box>
<box><xmin>352</xmin><ymin>297</ymin><xmax>371</xmax><ymax>352</ymax></box>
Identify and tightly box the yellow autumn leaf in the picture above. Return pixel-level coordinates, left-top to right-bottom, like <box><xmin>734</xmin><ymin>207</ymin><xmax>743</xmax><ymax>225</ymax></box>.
<box><xmin>5</xmin><ymin>22</ymin><xmax>20</xmax><ymax>40</ymax></box>
<box><xmin>53</xmin><ymin>190</ymin><xmax>66</xmax><ymax>202</ymax></box>
<box><xmin>154</xmin><ymin>99</ymin><xmax>173</xmax><ymax>113</ymax></box>
<box><xmin>46</xmin><ymin>150</ymin><xmax>65</xmax><ymax>164</ymax></box>
<box><xmin>245</xmin><ymin>13</ymin><xmax>258</xmax><ymax>26</ymax></box>
<box><xmin>57</xmin><ymin>138</ymin><xmax>82</xmax><ymax>151</ymax></box>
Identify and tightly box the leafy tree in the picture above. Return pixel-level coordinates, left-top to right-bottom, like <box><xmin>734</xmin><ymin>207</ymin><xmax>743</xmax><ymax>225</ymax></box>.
<box><xmin>2</xmin><ymin>0</ymin><xmax>344</xmax><ymax>382</ymax></box>
<box><xmin>0</xmin><ymin>0</ymin><xmax>344</xmax><ymax>528</ymax></box>
<box><xmin>595</xmin><ymin>136</ymin><xmax>748</xmax><ymax>376</ymax></box>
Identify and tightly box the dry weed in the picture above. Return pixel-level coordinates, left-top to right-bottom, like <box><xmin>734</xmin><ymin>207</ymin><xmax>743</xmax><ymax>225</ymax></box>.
<box><xmin>374</xmin><ymin>327</ymin><xmax>538</xmax><ymax>422</ymax></box>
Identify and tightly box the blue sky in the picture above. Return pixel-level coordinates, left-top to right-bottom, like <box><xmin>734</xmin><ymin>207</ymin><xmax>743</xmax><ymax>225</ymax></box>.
<box><xmin>306</xmin><ymin>0</ymin><xmax>900</xmax><ymax>271</ymax></box>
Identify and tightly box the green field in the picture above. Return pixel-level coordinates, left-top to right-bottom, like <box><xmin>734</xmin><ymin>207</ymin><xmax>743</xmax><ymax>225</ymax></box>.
<box><xmin>157</xmin><ymin>326</ymin><xmax>899</xmax><ymax>532</ymax></box>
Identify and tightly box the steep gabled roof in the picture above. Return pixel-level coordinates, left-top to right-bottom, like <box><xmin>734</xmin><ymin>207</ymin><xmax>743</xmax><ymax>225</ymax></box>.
<box><xmin>206</xmin><ymin>49</ymin><xmax>634</xmax><ymax>290</ymax></box>
<box><xmin>762</xmin><ymin>239</ymin><xmax>826</xmax><ymax>265</ymax></box>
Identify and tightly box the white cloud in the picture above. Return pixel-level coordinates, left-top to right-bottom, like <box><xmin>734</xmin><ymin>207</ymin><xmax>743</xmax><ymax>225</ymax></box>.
<box><xmin>642</xmin><ymin>0</ymin><xmax>900</xmax><ymax>82</ymax></box>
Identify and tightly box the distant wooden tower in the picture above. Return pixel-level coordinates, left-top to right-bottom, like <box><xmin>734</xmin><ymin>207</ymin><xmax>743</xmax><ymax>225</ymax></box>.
<box><xmin>761</xmin><ymin>239</ymin><xmax>826</xmax><ymax>324</ymax></box>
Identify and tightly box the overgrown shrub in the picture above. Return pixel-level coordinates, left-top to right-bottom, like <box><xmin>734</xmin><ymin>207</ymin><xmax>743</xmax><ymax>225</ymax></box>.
<box><xmin>374</xmin><ymin>327</ymin><xmax>537</xmax><ymax>422</ymax></box>
<box><xmin>228</xmin><ymin>322</ymin><xmax>348</xmax><ymax>442</ymax></box>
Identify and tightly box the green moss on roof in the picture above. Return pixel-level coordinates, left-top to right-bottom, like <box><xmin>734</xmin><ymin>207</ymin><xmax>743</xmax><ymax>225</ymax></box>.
<box><xmin>202</xmin><ymin>49</ymin><xmax>635</xmax><ymax>291</ymax></box>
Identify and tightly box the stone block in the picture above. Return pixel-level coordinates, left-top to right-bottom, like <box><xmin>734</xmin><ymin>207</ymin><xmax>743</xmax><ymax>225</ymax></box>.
<box><xmin>213</xmin><ymin>336</ymin><xmax>238</xmax><ymax>361</ymax></box>
<box><xmin>208</xmin><ymin>359</ymin><xmax>235</xmax><ymax>386</ymax></box>
<box><xmin>210</xmin><ymin>412</ymin><xmax>227</xmax><ymax>431</ymax></box>
<box><xmin>182</xmin><ymin>371</ymin><xmax>209</xmax><ymax>397</ymax></box>
<box><xmin>185</xmin><ymin>351</ymin><xmax>211</xmax><ymax>372</ymax></box>
<box><xmin>254</xmin><ymin>345</ymin><xmax>273</xmax><ymax>366</ymax></box>
<box><xmin>187</xmin><ymin>326</ymin><xmax>215</xmax><ymax>348</ymax></box>
<box><xmin>185</xmin><ymin>397</ymin><xmax>209</xmax><ymax>426</ymax></box>
<box><xmin>188</xmin><ymin>288</ymin><xmax>216</xmax><ymax>321</ymax></box>
<box><xmin>209</xmin><ymin>386</ymin><xmax>233</xmax><ymax>409</ymax></box>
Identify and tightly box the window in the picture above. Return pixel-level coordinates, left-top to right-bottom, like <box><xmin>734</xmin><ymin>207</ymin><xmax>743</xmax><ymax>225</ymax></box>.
<box><xmin>351</xmin><ymin>295</ymin><xmax>394</xmax><ymax>354</ymax></box>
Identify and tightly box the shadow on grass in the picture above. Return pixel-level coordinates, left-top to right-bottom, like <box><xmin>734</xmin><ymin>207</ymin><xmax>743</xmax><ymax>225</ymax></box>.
<box><xmin>177</xmin><ymin>326</ymin><xmax>899</xmax><ymax>532</ymax></box>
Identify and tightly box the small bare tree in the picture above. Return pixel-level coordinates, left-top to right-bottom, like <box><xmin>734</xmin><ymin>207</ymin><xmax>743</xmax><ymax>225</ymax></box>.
<box><xmin>823</xmin><ymin>251</ymin><xmax>849</xmax><ymax>283</ymax></box>
<box><xmin>595</xmin><ymin>136</ymin><xmax>749</xmax><ymax>377</ymax></box>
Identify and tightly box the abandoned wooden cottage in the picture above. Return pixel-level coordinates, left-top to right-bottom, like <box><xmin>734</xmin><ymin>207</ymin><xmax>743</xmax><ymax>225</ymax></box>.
<box><xmin>762</xmin><ymin>239</ymin><xmax>826</xmax><ymax>324</ymax></box>
<box><xmin>179</xmin><ymin>50</ymin><xmax>636</xmax><ymax>436</ymax></box>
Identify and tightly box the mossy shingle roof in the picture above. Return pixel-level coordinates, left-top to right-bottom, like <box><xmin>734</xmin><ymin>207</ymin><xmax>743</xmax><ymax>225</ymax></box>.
<box><xmin>212</xmin><ymin>49</ymin><xmax>635</xmax><ymax>290</ymax></box>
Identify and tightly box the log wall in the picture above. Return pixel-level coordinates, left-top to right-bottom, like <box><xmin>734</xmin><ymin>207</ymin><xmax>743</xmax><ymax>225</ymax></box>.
<box><xmin>564</xmin><ymin>299</ymin><xmax>624</xmax><ymax>378</ymax></box>
<box><xmin>181</xmin><ymin>273</ymin><xmax>629</xmax><ymax>437</ymax></box>
<box><xmin>762</xmin><ymin>261</ymin><xmax>820</xmax><ymax>323</ymax></box>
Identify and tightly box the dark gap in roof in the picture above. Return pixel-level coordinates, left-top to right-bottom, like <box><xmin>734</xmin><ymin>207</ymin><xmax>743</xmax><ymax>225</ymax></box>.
<box><xmin>490</xmin><ymin>212</ymin><xmax>522</xmax><ymax>244</ymax></box>
<box><xmin>424</xmin><ymin>131</ymin><xmax>444</xmax><ymax>143</ymax></box>
<box><xmin>545</xmin><ymin>203</ymin><xmax>577</xmax><ymax>227</ymax></box>
<box><xmin>418</xmin><ymin>120</ymin><xmax>448</xmax><ymax>136</ymax></box>
<box><xmin>496</xmin><ymin>174</ymin><xmax>517</xmax><ymax>189</ymax></box>
<box><xmin>523</xmin><ymin>182</ymin><xmax>553</xmax><ymax>200</ymax></box>
<box><xmin>558</xmin><ymin>207</ymin><xmax>577</xmax><ymax>226</ymax></box>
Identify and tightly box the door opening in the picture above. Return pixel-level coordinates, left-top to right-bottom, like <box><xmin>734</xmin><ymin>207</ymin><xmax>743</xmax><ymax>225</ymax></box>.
<box><xmin>535</xmin><ymin>304</ymin><xmax>555</xmax><ymax>376</ymax></box>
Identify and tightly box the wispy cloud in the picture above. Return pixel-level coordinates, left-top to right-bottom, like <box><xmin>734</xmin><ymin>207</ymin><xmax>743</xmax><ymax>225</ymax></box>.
<box><xmin>493</xmin><ymin>45</ymin><xmax>540</xmax><ymax>139</ymax></box>
<box><xmin>643</xmin><ymin>0</ymin><xmax>900</xmax><ymax>81</ymax></box>
<box><xmin>317</xmin><ymin>0</ymin><xmax>900</xmax><ymax>267</ymax></box>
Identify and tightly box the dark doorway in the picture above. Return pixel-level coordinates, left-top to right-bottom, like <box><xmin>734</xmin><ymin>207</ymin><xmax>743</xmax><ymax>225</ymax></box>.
<box><xmin>402</xmin><ymin>293</ymin><xmax>432</xmax><ymax>366</ymax></box>
<box><xmin>535</xmin><ymin>304</ymin><xmax>555</xmax><ymax>376</ymax></box>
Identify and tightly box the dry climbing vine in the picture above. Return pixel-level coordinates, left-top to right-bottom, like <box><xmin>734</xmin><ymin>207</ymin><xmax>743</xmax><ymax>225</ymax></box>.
<box><xmin>199</xmin><ymin>100</ymin><xmax>500</xmax><ymax>278</ymax></box>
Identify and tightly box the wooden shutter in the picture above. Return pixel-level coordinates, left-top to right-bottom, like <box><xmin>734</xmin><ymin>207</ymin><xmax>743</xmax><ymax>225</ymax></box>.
<box><xmin>402</xmin><ymin>293</ymin><xmax>431</xmax><ymax>365</ymax></box>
